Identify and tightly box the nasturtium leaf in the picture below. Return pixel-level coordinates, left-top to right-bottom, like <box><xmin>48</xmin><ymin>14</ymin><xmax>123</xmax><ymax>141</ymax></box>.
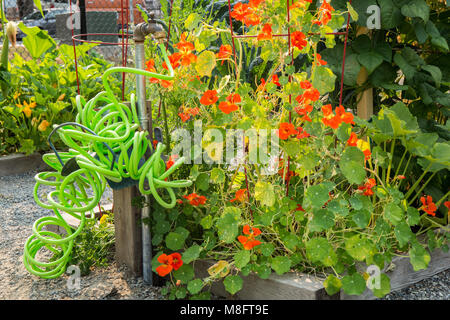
<box><xmin>184</xmin><ymin>12</ymin><xmax>201</xmax><ymax>30</ymax></box>
<box><xmin>312</xmin><ymin>66</ymin><xmax>336</xmax><ymax>94</ymax></box>
<box><xmin>154</xmin><ymin>219</ymin><xmax>170</xmax><ymax>234</ymax></box>
<box><xmin>259</xmin><ymin>242</ymin><xmax>275</xmax><ymax>257</ymax></box>
<box><xmin>175</xmin><ymin>287</ymin><xmax>187</xmax><ymax>299</ymax></box>
<box><xmin>234</xmin><ymin>250</ymin><xmax>251</xmax><ymax>269</ymax></box>
<box><xmin>406</xmin><ymin>207</ymin><xmax>421</xmax><ymax>226</ymax></box>
<box><xmin>254</xmin><ymin>181</ymin><xmax>275</xmax><ymax>207</ymax></box>
<box><xmin>200</xmin><ymin>215</ymin><xmax>213</xmax><ymax>229</ymax></box>
<box><xmin>394</xmin><ymin>222</ymin><xmax>414</xmax><ymax>247</ymax></box>
<box><xmin>187</xmin><ymin>279</ymin><xmax>204</xmax><ymax>295</ymax></box>
<box><xmin>409</xmin><ymin>244</ymin><xmax>431</xmax><ymax>271</ymax></box>
<box><xmin>216</xmin><ymin>207</ymin><xmax>240</xmax><ymax>243</ymax></box>
<box><xmin>304</xmin><ymin>183</ymin><xmax>332</xmax><ymax>209</ymax></box>
<box><xmin>210</xmin><ymin>168</ymin><xmax>225</xmax><ymax>184</ymax></box>
<box><xmin>309</xmin><ymin>209</ymin><xmax>335</xmax><ymax>232</ymax></box>
<box><xmin>271</xmin><ymin>256</ymin><xmax>292</xmax><ymax>275</ymax></box>
<box><xmin>223</xmin><ymin>275</ymin><xmax>243</xmax><ymax>295</ymax></box>
<box><xmin>384</xmin><ymin>203</ymin><xmax>404</xmax><ymax>226</ymax></box>
<box><xmin>173</xmin><ymin>264</ymin><xmax>194</xmax><ymax>284</ymax></box>
<box><xmin>254</xmin><ymin>264</ymin><xmax>271</xmax><ymax>279</ymax></box>
<box><xmin>372</xmin><ymin>274</ymin><xmax>391</xmax><ymax>298</ymax></box>
<box><xmin>282</xmin><ymin>233</ymin><xmax>300</xmax><ymax>251</ymax></box>
<box><xmin>324</xmin><ymin>274</ymin><xmax>342</xmax><ymax>296</ymax></box>
<box><xmin>165</xmin><ymin>232</ymin><xmax>186</xmax><ymax>251</ymax></box>
<box><xmin>208</xmin><ymin>260</ymin><xmax>230</xmax><ymax>278</ymax></box>
<box><xmin>340</xmin><ymin>160</ymin><xmax>366</xmax><ymax>185</ymax></box>
<box><xmin>182</xmin><ymin>245</ymin><xmax>202</xmax><ymax>264</ymax></box>
<box><xmin>195</xmin><ymin>173</ymin><xmax>210</xmax><ymax>191</ymax></box>
<box><xmin>327</xmin><ymin>199</ymin><xmax>349</xmax><ymax>217</ymax></box>
<box><xmin>195</xmin><ymin>50</ymin><xmax>216</xmax><ymax>77</ymax></box>
<box><xmin>345</xmin><ymin>235</ymin><xmax>375</xmax><ymax>261</ymax></box>
<box><xmin>401</xmin><ymin>0</ymin><xmax>430</xmax><ymax>23</ymax></box>
<box><xmin>352</xmin><ymin>209</ymin><xmax>371</xmax><ymax>229</ymax></box>
<box><xmin>306</xmin><ymin>238</ymin><xmax>337</xmax><ymax>267</ymax></box>
<box><xmin>342</xmin><ymin>273</ymin><xmax>366</xmax><ymax>296</ymax></box>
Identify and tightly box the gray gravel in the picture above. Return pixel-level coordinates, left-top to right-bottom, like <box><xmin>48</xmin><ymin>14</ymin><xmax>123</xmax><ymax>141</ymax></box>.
<box><xmin>0</xmin><ymin>169</ymin><xmax>161</xmax><ymax>300</ymax></box>
<box><xmin>0</xmin><ymin>169</ymin><xmax>449</xmax><ymax>300</ymax></box>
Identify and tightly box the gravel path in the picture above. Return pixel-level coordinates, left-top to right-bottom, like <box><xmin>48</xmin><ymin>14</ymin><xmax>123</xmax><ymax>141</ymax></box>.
<box><xmin>0</xmin><ymin>170</ymin><xmax>448</xmax><ymax>300</ymax></box>
<box><xmin>0</xmin><ymin>169</ymin><xmax>161</xmax><ymax>300</ymax></box>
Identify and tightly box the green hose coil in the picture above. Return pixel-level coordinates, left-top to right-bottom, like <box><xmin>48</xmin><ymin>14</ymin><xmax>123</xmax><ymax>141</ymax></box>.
<box><xmin>23</xmin><ymin>44</ymin><xmax>192</xmax><ymax>279</ymax></box>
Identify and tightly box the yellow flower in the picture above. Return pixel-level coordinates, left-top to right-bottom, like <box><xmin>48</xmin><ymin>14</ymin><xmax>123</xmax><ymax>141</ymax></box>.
<box><xmin>19</xmin><ymin>100</ymin><xmax>37</xmax><ymax>118</ymax></box>
<box><xmin>99</xmin><ymin>214</ymin><xmax>109</xmax><ymax>225</ymax></box>
<box><xmin>38</xmin><ymin>120</ymin><xmax>50</xmax><ymax>132</ymax></box>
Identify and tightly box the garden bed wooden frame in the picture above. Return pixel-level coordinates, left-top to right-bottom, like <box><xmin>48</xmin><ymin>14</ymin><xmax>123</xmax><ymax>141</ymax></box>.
<box><xmin>195</xmin><ymin>245</ymin><xmax>450</xmax><ymax>300</ymax></box>
<box><xmin>0</xmin><ymin>153</ymin><xmax>48</xmax><ymax>177</ymax></box>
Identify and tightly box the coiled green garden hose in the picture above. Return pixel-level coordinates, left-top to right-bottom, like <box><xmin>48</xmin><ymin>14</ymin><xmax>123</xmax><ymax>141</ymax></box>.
<box><xmin>23</xmin><ymin>44</ymin><xmax>192</xmax><ymax>279</ymax></box>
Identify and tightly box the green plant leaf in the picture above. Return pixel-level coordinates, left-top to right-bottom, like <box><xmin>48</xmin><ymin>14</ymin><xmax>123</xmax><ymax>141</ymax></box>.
<box><xmin>401</xmin><ymin>0</ymin><xmax>430</xmax><ymax>23</ymax></box>
<box><xmin>195</xmin><ymin>173</ymin><xmax>210</xmax><ymax>191</ymax></box>
<box><xmin>216</xmin><ymin>207</ymin><xmax>240</xmax><ymax>243</ymax></box>
<box><xmin>271</xmin><ymin>256</ymin><xmax>292</xmax><ymax>275</ymax></box>
<box><xmin>309</xmin><ymin>209</ymin><xmax>335</xmax><ymax>232</ymax></box>
<box><xmin>254</xmin><ymin>181</ymin><xmax>275</xmax><ymax>207</ymax></box>
<box><xmin>223</xmin><ymin>275</ymin><xmax>243</xmax><ymax>295</ymax></box>
<box><xmin>165</xmin><ymin>232</ymin><xmax>187</xmax><ymax>251</ymax></box>
<box><xmin>200</xmin><ymin>215</ymin><xmax>213</xmax><ymax>229</ymax></box>
<box><xmin>406</xmin><ymin>207</ymin><xmax>421</xmax><ymax>226</ymax></box>
<box><xmin>352</xmin><ymin>209</ymin><xmax>371</xmax><ymax>229</ymax></box>
<box><xmin>357</xmin><ymin>51</ymin><xmax>384</xmax><ymax>74</ymax></box>
<box><xmin>409</xmin><ymin>244</ymin><xmax>431</xmax><ymax>271</ymax></box>
<box><xmin>182</xmin><ymin>245</ymin><xmax>202</xmax><ymax>264</ymax></box>
<box><xmin>342</xmin><ymin>273</ymin><xmax>366</xmax><ymax>296</ymax></box>
<box><xmin>210</xmin><ymin>167</ymin><xmax>225</xmax><ymax>184</ymax></box>
<box><xmin>234</xmin><ymin>250</ymin><xmax>251</xmax><ymax>269</ymax></box>
<box><xmin>384</xmin><ymin>203</ymin><xmax>404</xmax><ymax>226</ymax></box>
<box><xmin>378</xmin><ymin>0</ymin><xmax>404</xmax><ymax>29</ymax></box>
<box><xmin>345</xmin><ymin>235</ymin><xmax>375</xmax><ymax>261</ymax></box>
<box><xmin>306</xmin><ymin>238</ymin><xmax>337</xmax><ymax>267</ymax></box>
<box><xmin>394</xmin><ymin>221</ymin><xmax>414</xmax><ymax>247</ymax></box>
<box><xmin>421</xmin><ymin>65</ymin><xmax>442</xmax><ymax>87</ymax></box>
<box><xmin>312</xmin><ymin>66</ymin><xmax>336</xmax><ymax>94</ymax></box>
<box><xmin>259</xmin><ymin>242</ymin><xmax>275</xmax><ymax>257</ymax></box>
<box><xmin>347</xmin><ymin>2</ymin><xmax>359</xmax><ymax>21</ymax></box>
<box><xmin>372</xmin><ymin>274</ymin><xmax>391</xmax><ymax>298</ymax></box>
<box><xmin>254</xmin><ymin>264</ymin><xmax>271</xmax><ymax>279</ymax></box>
<box><xmin>173</xmin><ymin>264</ymin><xmax>195</xmax><ymax>284</ymax></box>
<box><xmin>195</xmin><ymin>50</ymin><xmax>216</xmax><ymax>77</ymax></box>
<box><xmin>304</xmin><ymin>183</ymin><xmax>333</xmax><ymax>209</ymax></box>
<box><xmin>324</xmin><ymin>274</ymin><xmax>342</xmax><ymax>296</ymax></box>
<box><xmin>339</xmin><ymin>147</ymin><xmax>366</xmax><ymax>185</ymax></box>
<box><xmin>187</xmin><ymin>279</ymin><xmax>203</xmax><ymax>295</ymax></box>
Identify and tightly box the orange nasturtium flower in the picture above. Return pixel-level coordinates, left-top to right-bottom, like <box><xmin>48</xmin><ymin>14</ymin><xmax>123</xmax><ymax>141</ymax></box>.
<box><xmin>295</xmin><ymin>104</ymin><xmax>313</xmax><ymax>122</ymax></box>
<box><xmin>183</xmin><ymin>193</ymin><xmax>207</xmax><ymax>206</ymax></box>
<box><xmin>219</xmin><ymin>101</ymin><xmax>239</xmax><ymax>114</ymax></box>
<box><xmin>420</xmin><ymin>195</ymin><xmax>437</xmax><ymax>217</ymax></box>
<box><xmin>290</xmin><ymin>0</ymin><xmax>312</xmax><ymax>10</ymax></box>
<box><xmin>238</xmin><ymin>225</ymin><xmax>262</xmax><ymax>250</ymax></box>
<box><xmin>216</xmin><ymin>45</ymin><xmax>232</xmax><ymax>65</ymax></box>
<box><xmin>313</xmin><ymin>0</ymin><xmax>334</xmax><ymax>26</ymax></box>
<box><xmin>230</xmin><ymin>189</ymin><xmax>248</xmax><ymax>203</ymax></box>
<box><xmin>291</xmin><ymin>31</ymin><xmax>307</xmax><ymax>51</ymax></box>
<box><xmin>175</xmin><ymin>33</ymin><xmax>197</xmax><ymax>66</ymax></box>
<box><xmin>200</xmin><ymin>90</ymin><xmax>219</xmax><ymax>106</ymax></box>
<box><xmin>166</xmin><ymin>155</ymin><xmax>178</xmax><ymax>170</ymax></box>
<box><xmin>444</xmin><ymin>201</ymin><xmax>450</xmax><ymax>211</ymax></box>
<box><xmin>296</xmin><ymin>127</ymin><xmax>310</xmax><ymax>139</ymax></box>
<box><xmin>257</xmin><ymin>23</ymin><xmax>273</xmax><ymax>41</ymax></box>
<box><xmin>271</xmin><ymin>74</ymin><xmax>281</xmax><ymax>87</ymax></box>
<box><xmin>315</xmin><ymin>53</ymin><xmax>327</xmax><ymax>66</ymax></box>
<box><xmin>322</xmin><ymin>105</ymin><xmax>354</xmax><ymax>129</ymax></box>
<box><xmin>347</xmin><ymin>132</ymin><xmax>358</xmax><ymax>147</ymax></box>
<box><xmin>162</xmin><ymin>53</ymin><xmax>181</xmax><ymax>70</ymax></box>
<box><xmin>38</xmin><ymin>120</ymin><xmax>50</xmax><ymax>132</ymax></box>
<box><xmin>358</xmin><ymin>178</ymin><xmax>376</xmax><ymax>196</ymax></box>
<box><xmin>277</xmin><ymin>122</ymin><xmax>297</xmax><ymax>140</ymax></box>
<box><xmin>230</xmin><ymin>2</ymin><xmax>252</xmax><ymax>22</ymax></box>
<box><xmin>249</xmin><ymin>0</ymin><xmax>265</xmax><ymax>8</ymax></box>
<box><xmin>156</xmin><ymin>253</ymin><xmax>183</xmax><ymax>277</ymax></box>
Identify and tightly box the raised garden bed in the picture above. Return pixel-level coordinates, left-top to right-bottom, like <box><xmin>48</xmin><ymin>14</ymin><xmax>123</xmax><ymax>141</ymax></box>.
<box><xmin>0</xmin><ymin>153</ymin><xmax>48</xmax><ymax>177</ymax></box>
<box><xmin>195</xmin><ymin>246</ymin><xmax>450</xmax><ymax>300</ymax></box>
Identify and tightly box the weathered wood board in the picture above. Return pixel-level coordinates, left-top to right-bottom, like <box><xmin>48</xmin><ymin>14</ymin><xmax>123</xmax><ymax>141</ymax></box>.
<box><xmin>0</xmin><ymin>153</ymin><xmax>48</xmax><ymax>177</ymax></box>
<box><xmin>195</xmin><ymin>247</ymin><xmax>450</xmax><ymax>300</ymax></box>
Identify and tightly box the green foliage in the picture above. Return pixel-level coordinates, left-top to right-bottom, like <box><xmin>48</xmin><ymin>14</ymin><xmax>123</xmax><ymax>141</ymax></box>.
<box><xmin>69</xmin><ymin>213</ymin><xmax>115</xmax><ymax>276</ymax></box>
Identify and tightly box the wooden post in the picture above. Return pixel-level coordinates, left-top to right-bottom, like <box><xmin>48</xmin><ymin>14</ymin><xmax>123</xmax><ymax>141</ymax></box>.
<box><xmin>113</xmin><ymin>186</ymin><xmax>143</xmax><ymax>276</ymax></box>
<box><xmin>356</xmin><ymin>27</ymin><xmax>374</xmax><ymax>120</ymax></box>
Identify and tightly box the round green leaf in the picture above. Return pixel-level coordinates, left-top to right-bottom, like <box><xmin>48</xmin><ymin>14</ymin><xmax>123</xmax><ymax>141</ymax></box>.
<box><xmin>165</xmin><ymin>232</ymin><xmax>186</xmax><ymax>251</ymax></box>
<box><xmin>342</xmin><ymin>273</ymin><xmax>366</xmax><ymax>296</ymax></box>
<box><xmin>234</xmin><ymin>250</ymin><xmax>251</xmax><ymax>269</ymax></box>
<box><xmin>323</xmin><ymin>274</ymin><xmax>342</xmax><ymax>296</ymax></box>
<box><xmin>223</xmin><ymin>275</ymin><xmax>243</xmax><ymax>295</ymax></box>
<box><xmin>271</xmin><ymin>256</ymin><xmax>292</xmax><ymax>275</ymax></box>
<box><xmin>182</xmin><ymin>245</ymin><xmax>202</xmax><ymax>264</ymax></box>
<box><xmin>173</xmin><ymin>264</ymin><xmax>195</xmax><ymax>284</ymax></box>
<box><xmin>187</xmin><ymin>279</ymin><xmax>204</xmax><ymax>295</ymax></box>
